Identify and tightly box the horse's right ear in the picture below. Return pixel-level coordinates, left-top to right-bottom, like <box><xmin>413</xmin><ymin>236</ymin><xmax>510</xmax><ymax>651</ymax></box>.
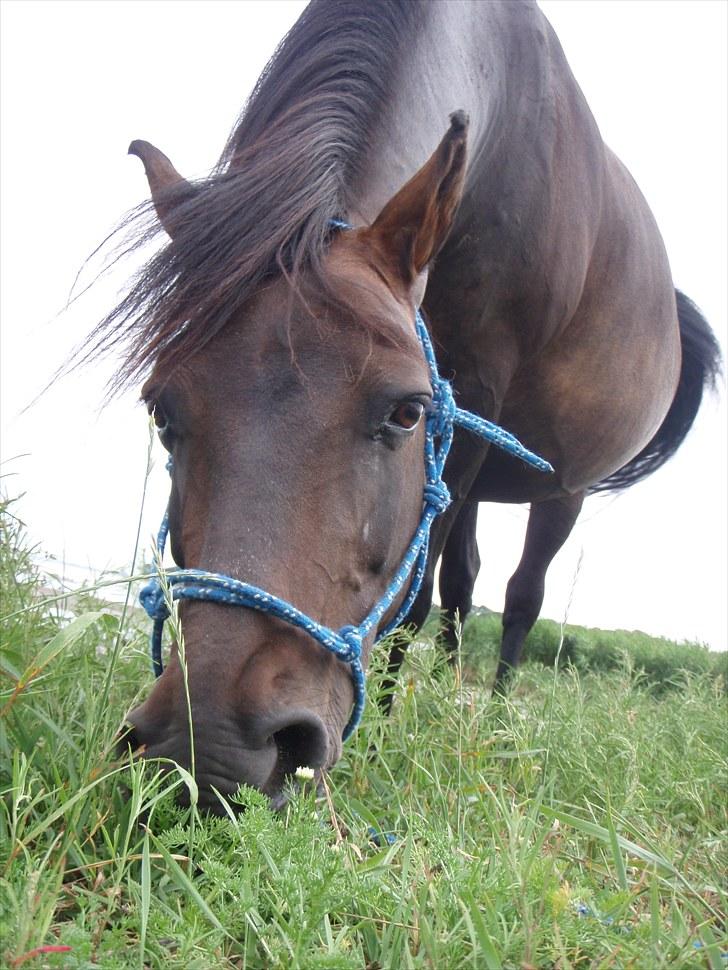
<box><xmin>128</xmin><ymin>140</ymin><xmax>197</xmax><ymax>238</ymax></box>
<box><xmin>361</xmin><ymin>111</ymin><xmax>468</xmax><ymax>294</ymax></box>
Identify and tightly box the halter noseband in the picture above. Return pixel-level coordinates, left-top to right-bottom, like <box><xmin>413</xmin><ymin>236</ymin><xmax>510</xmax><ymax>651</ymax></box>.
<box><xmin>140</xmin><ymin>225</ymin><xmax>553</xmax><ymax>739</ymax></box>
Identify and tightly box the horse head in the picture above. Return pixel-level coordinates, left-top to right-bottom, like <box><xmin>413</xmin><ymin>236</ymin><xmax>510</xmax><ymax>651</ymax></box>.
<box><xmin>123</xmin><ymin>115</ymin><xmax>468</xmax><ymax>809</ymax></box>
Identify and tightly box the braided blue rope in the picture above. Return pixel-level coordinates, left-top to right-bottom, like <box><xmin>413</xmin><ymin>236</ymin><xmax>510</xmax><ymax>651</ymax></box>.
<box><xmin>140</xmin><ymin>223</ymin><xmax>553</xmax><ymax>740</ymax></box>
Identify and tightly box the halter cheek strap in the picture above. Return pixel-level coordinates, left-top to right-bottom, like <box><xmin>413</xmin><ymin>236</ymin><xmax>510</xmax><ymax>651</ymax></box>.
<box><xmin>140</xmin><ymin>230</ymin><xmax>553</xmax><ymax>740</ymax></box>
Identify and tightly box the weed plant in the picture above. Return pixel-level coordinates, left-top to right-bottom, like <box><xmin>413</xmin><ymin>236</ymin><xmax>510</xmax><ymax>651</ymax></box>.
<box><xmin>1</xmin><ymin>494</ymin><xmax>726</xmax><ymax>968</ymax></box>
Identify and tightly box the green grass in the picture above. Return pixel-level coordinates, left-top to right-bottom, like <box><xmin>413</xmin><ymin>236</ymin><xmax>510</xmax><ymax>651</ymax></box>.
<box><xmin>1</xmin><ymin>493</ymin><xmax>726</xmax><ymax>968</ymax></box>
<box><xmin>457</xmin><ymin>611</ymin><xmax>726</xmax><ymax>691</ymax></box>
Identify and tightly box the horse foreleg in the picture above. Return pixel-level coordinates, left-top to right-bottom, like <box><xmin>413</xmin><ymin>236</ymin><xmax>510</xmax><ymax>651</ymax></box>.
<box><xmin>494</xmin><ymin>490</ymin><xmax>585</xmax><ymax>690</ymax></box>
<box><xmin>439</xmin><ymin>500</ymin><xmax>480</xmax><ymax>658</ymax></box>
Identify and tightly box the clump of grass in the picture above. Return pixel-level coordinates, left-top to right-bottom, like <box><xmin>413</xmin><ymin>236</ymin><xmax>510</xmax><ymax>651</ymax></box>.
<box><xmin>0</xmin><ymin>494</ymin><xmax>60</xmax><ymax>685</ymax></box>
<box><xmin>1</xmin><ymin>493</ymin><xmax>726</xmax><ymax>968</ymax></box>
<box><xmin>458</xmin><ymin>609</ymin><xmax>726</xmax><ymax>690</ymax></box>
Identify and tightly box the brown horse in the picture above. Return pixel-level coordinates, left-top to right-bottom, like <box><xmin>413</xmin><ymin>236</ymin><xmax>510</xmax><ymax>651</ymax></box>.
<box><xmin>94</xmin><ymin>0</ymin><xmax>719</xmax><ymax>808</ymax></box>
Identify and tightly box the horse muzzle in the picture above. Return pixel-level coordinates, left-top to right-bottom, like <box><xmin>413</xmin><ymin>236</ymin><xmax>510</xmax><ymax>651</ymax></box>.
<box><xmin>119</xmin><ymin>702</ymin><xmax>333</xmax><ymax>813</ymax></box>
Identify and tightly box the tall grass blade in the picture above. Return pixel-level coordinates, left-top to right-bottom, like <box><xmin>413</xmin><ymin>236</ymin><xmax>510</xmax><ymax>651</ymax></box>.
<box><xmin>149</xmin><ymin>832</ymin><xmax>232</xmax><ymax>940</ymax></box>
<box><xmin>540</xmin><ymin>806</ymin><xmax>679</xmax><ymax>875</ymax></box>
<box><xmin>605</xmin><ymin>795</ymin><xmax>629</xmax><ymax>891</ymax></box>
<box><xmin>10</xmin><ymin>611</ymin><xmax>107</xmax><ymax>692</ymax></box>
<box><xmin>458</xmin><ymin>892</ymin><xmax>503</xmax><ymax>969</ymax></box>
<box><xmin>139</xmin><ymin>827</ymin><xmax>151</xmax><ymax>970</ymax></box>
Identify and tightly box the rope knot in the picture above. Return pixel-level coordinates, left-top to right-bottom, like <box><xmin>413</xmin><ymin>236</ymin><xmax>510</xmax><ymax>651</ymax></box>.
<box><xmin>432</xmin><ymin>378</ymin><xmax>456</xmax><ymax>436</ymax></box>
<box><xmin>139</xmin><ymin>579</ymin><xmax>170</xmax><ymax>622</ymax></box>
<box><xmin>423</xmin><ymin>480</ymin><xmax>451</xmax><ymax>514</ymax></box>
<box><xmin>339</xmin><ymin>625</ymin><xmax>363</xmax><ymax>662</ymax></box>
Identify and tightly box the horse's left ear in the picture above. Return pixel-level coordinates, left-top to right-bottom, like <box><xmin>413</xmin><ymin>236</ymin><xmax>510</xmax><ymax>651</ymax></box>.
<box><xmin>128</xmin><ymin>139</ymin><xmax>197</xmax><ymax>238</ymax></box>
<box><xmin>362</xmin><ymin>111</ymin><xmax>468</xmax><ymax>291</ymax></box>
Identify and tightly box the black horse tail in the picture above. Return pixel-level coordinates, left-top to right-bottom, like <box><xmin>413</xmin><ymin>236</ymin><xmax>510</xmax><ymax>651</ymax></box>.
<box><xmin>589</xmin><ymin>290</ymin><xmax>722</xmax><ymax>494</ymax></box>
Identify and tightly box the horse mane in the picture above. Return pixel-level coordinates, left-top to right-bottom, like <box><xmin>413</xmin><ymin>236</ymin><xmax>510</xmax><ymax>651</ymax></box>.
<box><xmin>84</xmin><ymin>0</ymin><xmax>422</xmax><ymax>391</ymax></box>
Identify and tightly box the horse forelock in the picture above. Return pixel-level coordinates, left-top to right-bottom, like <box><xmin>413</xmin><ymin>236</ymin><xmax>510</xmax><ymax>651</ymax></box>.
<box><xmin>83</xmin><ymin>0</ymin><xmax>423</xmax><ymax>394</ymax></box>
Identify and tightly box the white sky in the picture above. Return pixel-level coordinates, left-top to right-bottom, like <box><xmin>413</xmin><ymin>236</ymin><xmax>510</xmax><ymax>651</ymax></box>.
<box><xmin>1</xmin><ymin>1</ymin><xmax>726</xmax><ymax>650</ymax></box>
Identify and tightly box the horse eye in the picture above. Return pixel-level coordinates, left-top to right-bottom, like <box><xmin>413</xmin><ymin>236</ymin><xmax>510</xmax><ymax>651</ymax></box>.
<box><xmin>151</xmin><ymin>403</ymin><xmax>175</xmax><ymax>446</ymax></box>
<box><xmin>152</xmin><ymin>403</ymin><xmax>168</xmax><ymax>431</ymax></box>
<box><xmin>387</xmin><ymin>400</ymin><xmax>425</xmax><ymax>432</ymax></box>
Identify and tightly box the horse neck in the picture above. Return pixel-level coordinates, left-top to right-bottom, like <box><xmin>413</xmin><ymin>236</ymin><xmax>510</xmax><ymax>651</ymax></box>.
<box><xmin>348</xmin><ymin>1</ymin><xmax>609</xmax><ymax>408</ymax></box>
<box><xmin>348</xmin><ymin>1</ymin><xmax>554</xmax><ymax>227</ymax></box>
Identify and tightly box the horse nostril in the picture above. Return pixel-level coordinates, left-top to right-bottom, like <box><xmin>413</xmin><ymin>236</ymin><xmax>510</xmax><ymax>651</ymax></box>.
<box><xmin>271</xmin><ymin>713</ymin><xmax>329</xmax><ymax>778</ymax></box>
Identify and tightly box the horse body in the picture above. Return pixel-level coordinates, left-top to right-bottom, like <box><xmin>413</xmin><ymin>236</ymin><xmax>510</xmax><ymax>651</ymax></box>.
<box><xmin>352</xmin><ymin>1</ymin><xmax>681</xmax><ymax>494</ymax></box>
<box><xmin>345</xmin><ymin>0</ymin><xmax>684</xmax><ymax>672</ymax></box>
<box><xmin>109</xmin><ymin>0</ymin><xmax>719</xmax><ymax>805</ymax></box>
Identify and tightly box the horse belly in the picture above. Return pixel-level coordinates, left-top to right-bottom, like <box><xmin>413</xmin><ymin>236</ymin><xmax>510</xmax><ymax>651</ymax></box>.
<box><xmin>495</xmin><ymin>311</ymin><xmax>681</xmax><ymax>496</ymax></box>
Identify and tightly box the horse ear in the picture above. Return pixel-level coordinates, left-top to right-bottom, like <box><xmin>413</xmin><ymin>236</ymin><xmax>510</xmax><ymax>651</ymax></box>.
<box><xmin>363</xmin><ymin>111</ymin><xmax>468</xmax><ymax>290</ymax></box>
<box><xmin>128</xmin><ymin>140</ymin><xmax>196</xmax><ymax>238</ymax></box>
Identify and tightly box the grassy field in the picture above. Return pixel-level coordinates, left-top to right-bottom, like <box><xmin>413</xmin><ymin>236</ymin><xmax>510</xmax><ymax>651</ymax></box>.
<box><xmin>1</xmin><ymin>493</ymin><xmax>726</xmax><ymax>969</ymax></box>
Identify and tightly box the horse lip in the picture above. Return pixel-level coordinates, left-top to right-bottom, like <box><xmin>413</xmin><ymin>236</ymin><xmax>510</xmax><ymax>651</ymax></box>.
<box><xmin>120</xmin><ymin>707</ymin><xmax>335</xmax><ymax>807</ymax></box>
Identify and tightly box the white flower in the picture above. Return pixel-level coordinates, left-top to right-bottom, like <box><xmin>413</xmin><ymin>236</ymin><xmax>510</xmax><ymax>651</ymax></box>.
<box><xmin>295</xmin><ymin>765</ymin><xmax>315</xmax><ymax>780</ymax></box>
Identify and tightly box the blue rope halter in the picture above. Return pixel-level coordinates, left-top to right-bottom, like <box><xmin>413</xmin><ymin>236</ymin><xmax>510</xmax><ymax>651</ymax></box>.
<box><xmin>140</xmin><ymin>226</ymin><xmax>553</xmax><ymax>740</ymax></box>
